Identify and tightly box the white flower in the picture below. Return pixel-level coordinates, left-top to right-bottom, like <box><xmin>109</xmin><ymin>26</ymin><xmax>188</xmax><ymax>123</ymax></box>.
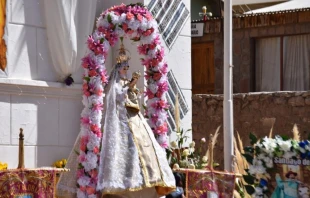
<box><xmin>252</xmin><ymin>187</ymin><xmax>263</xmax><ymax>198</ymax></box>
<box><xmin>283</xmin><ymin>151</ymin><xmax>296</xmax><ymax>159</ymax></box>
<box><xmin>140</xmin><ymin>17</ymin><xmax>148</xmax><ymax>31</ymax></box>
<box><xmin>262</xmin><ymin>137</ymin><xmax>277</xmax><ymax>154</ymax></box>
<box><xmin>170</xmin><ymin>141</ymin><xmax>177</xmax><ymax>148</ymax></box>
<box><xmin>77</xmin><ymin>175</ymin><xmax>91</xmax><ymax>186</ymax></box>
<box><xmin>148</xmin><ymin>83</ymin><xmax>158</xmax><ymax>94</ymax></box>
<box><xmin>128</xmin><ymin>19</ymin><xmax>141</xmax><ymax>31</ymax></box>
<box><xmin>140</xmin><ymin>32</ymin><xmax>157</xmax><ymax>45</ymax></box>
<box><xmin>189</xmin><ymin>141</ymin><xmax>195</xmax><ymax>148</ymax></box>
<box><xmin>89</xmin><ymin>111</ymin><xmax>102</xmax><ymax>125</ymax></box>
<box><xmin>87</xmin><ymin>132</ymin><xmax>101</xmax><ymax>151</ymax></box>
<box><xmin>202</xmin><ymin>156</ymin><xmax>208</xmax><ymax>163</ymax></box>
<box><xmin>275</xmin><ymin>137</ymin><xmax>292</xmax><ymax>152</ymax></box>
<box><xmin>119</xmin><ymin>13</ymin><xmax>127</xmax><ymax>23</ymax></box>
<box><xmin>182</xmin><ymin>149</ymin><xmax>190</xmax><ymax>156</ymax></box>
<box><xmin>110</xmin><ymin>11</ymin><xmax>121</xmax><ymax>24</ymax></box>
<box><xmin>96</xmin><ymin>16</ymin><xmax>110</xmax><ymax>28</ymax></box>
<box><xmin>82</xmin><ymin>153</ymin><xmax>98</xmax><ymax>172</ymax></box>
<box><xmin>201</xmin><ymin>138</ymin><xmax>206</xmax><ymax>143</ymax></box>
<box><xmin>299</xmin><ymin>147</ymin><xmax>306</xmax><ymax>153</ymax></box>
<box><xmin>77</xmin><ymin>189</ymin><xmax>87</xmax><ymax>198</ymax></box>
<box><xmin>115</xmin><ymin>27</ymin><xmax>125</xmax><ymax>37</ymax></box>
<box><xmin>248</xmin><ymin>161</ymin><xmax>266</xmax><ymax>175</ymax></box>
<box><xmin>157</xmin><ymin>134</ymin><xmax>168</xmax><ymax>145</ymax></box>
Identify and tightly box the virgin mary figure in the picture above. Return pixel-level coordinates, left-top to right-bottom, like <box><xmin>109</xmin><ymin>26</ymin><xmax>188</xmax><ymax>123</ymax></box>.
<box><xmin>56</xmin><ymin>41</ymin><xmax>176</xmax><ymax>198</ymax></box>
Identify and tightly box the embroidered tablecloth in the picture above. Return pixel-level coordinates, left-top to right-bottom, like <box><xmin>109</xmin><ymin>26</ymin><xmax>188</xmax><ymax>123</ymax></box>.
<box><xmin>0</xmin><ymin>168</ymin><xmax>66</xmax><ymax>198</ymax></box>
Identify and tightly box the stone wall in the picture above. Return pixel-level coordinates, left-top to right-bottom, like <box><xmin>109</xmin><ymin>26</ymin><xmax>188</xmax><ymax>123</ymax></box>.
<box><xmin>192</xmin><ymin>91</ymin><xmax>310</xmax><ymax>169</ymax></box>
<box><xmin>192</xmin><ymin>10</ymin><xmax>310</xmax><ymax>94</ymax></box>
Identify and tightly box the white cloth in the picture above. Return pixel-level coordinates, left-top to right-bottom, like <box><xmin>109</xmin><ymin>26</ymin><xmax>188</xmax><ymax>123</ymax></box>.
<box><xmin>43</xmin><ymin>0</ymin><xmax>97</xmax><ymax>81</ymax></box>
<box><xmin>255</xmin><ymin>37</ymin><xmax>281</xmax><ymax>91</ymax></box>
<box><xmin>283</xmin><ymin>34</ymin><xmax>310</xmax><ymax>91</ymax></box>
<box><xmin>255</xmin><ymin>35</ymin><xmax>310</xmax><ymax>91</ymax></box>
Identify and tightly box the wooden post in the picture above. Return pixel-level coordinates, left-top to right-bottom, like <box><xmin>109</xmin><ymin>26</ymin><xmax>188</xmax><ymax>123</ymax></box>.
<box><xmin>17</xmin><ymin>128</ymin><xmax>25</xmax><ymax>169</ymax></box>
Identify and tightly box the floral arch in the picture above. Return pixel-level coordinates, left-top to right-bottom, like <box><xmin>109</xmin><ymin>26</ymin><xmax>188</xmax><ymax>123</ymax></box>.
<box><xmin>77</xmin><ymin>3</ymin><xmax>169</xmax><ymax>197</ymax></box>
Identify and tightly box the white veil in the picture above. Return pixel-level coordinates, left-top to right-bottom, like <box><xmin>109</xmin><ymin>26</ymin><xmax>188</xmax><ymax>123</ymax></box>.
<box><xmin>96</xmin><ymin>64</ymin><xmax>143</xmax><ymax>191</ymax></box>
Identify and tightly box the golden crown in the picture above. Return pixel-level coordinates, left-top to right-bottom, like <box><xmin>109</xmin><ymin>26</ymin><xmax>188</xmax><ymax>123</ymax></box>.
<box><xmin>132</xmin><ymin>70</ymin><xmax>141</xmax><ymax>79</ymax></box>
<box><xmin>116</xmin><ymin>39</ymin><xmax>130</xmax><ymax>64</ymax></box>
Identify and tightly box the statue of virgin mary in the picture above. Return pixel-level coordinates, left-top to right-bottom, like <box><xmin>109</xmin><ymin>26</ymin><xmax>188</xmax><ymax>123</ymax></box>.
<box><xmin>56</xmin><ymin>41</ymin><xmax>176</xmax><ymax>198</ymax></box>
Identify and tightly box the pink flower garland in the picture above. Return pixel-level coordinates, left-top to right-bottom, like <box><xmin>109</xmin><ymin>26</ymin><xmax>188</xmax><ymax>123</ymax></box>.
<box><xmin>77</xmin><ymin>3</ymin><xmax>169</xmax><ymax>197</ymax></box>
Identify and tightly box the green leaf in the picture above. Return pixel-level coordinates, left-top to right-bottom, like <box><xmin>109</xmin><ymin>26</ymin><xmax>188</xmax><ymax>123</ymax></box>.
<box><xmin>244</xmin><ymin>146</ymin><xmax>254</xmax><ymax>153</ymax></box>
<box><xmin>249</xmin><ymin>133</ymin><xmax>258</xmax><ymax>145</ymax></box>
<box><xmin>242</xmin><ymin>153</ymin><xmax>254</xmax><ymax>164</ymax></box>
<box><xmin>243</xmin><ymin>175</ymin><xmax>255</xmax><ymax>185</ymax></box>
<box><xmin>83</xmin><ymin>77</ymin><xmax>90</xmax><ymax>82</ymax></box>
<box><xmin>244</xmin><ymin>185</ymin><xmax>255</xmax><ymax>195</ymax></box>
<box><xmin>281</xmin><ymin>135</ymin><xmax>289</xmax><ymax>141</ymax></box>
<box><xmin>100</xmin><ymin>38</ymin><xmax>105</xmax><ymax>43</ymax></box>
<box><xmin>107</xmin><ymin>14</ymin><xmax>112</xmax><ymax>23</ymax></box>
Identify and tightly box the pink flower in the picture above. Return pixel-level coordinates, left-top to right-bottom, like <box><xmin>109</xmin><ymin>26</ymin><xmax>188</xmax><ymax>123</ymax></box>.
<box><xmin>143</xmin><ymin>28</ymin><xmax>154</xmax><ymax>36</ymax></box>
<box><xmin>137</xmin><ymin>14</ymin><xmax>143</xmax><ymax>22</ymax></box>
<box><xmin>87</xmin><ymin>36</ymin><xmax>95</xmax><ymax>50</ymax></box>
<box><xmin>93</xmin><ymin>147</ymin><xmax>100</xmax><ymax>154</ymax></box>
<box><xmin>148</xmin><ymin>43</ymin><xmax>156</xmax><ymax>50</ymax></box>
<box><xmin>151</xmin><ymin>114</ymin><xmax>158</xmax><ymax>124</ymax></box>
<box><xmin>80</xmin><ymin>136</ymin><xmax>89</xmax><ymax>152</ymax></box>
<box><xmin>86</xmin><ymin>187</ymin><xmax>96</xmax><ymax>195</ymax></box>
<box><xmin>95</xmin><ymin>132</ymin><xmax>102</xmax><ymax>138</ymax></box>
<box><xmin>84</xmin><ymin>91</ymin><xmax>91</xmax><ymax>97</ymax></box>
<box><xmin>153</xmin><ymin>72</ymin><xmax>162</xmax><ymax>81</ymax></box>
<box><xmin>80</xmin><ymin>186</ymin><xmax>87</xmax><ymax>192</ymax></box>
<box><xmin>144</xmin><ymin>12</ymin><xmax>153</xmax><ymax>21</ymax></box>
<box><xmin>90</xmin><ymin>124</ymin><xmax>100</xmax><ymax>133</ymax></box>
<box><xmin>90</xmin><ymin>169</ymin><xmax>98</xmax><ymax>179</ymax></box>
<box><xmin>138</xmin><ymin>44</ymin><xmax>148</xmax><ymax>55</ymax></box>
<box><xmin>159</xmin><ymin>63</ymin><xmax>168</xmax><ymax>74</ymax></box>
<box><xmin>122</xmin><ymin>23</ymin><xmax>128</xmax><ymax>31</ymax></box>
<box><xmin>81</xmin><ymin>117</ymin><xmax>90</xmax><ymax>125</ymax></box>
<box><xmin>126</xmin><ymin>12</ymin><xmax>134</xmax><ymax>20</ymax></box>
<box><xmin>157</xmin><ymin>82</ymin><xmax>168</xmax><ymax>93</ymax></box>
<box><xmin>89</xmin><ymin>70</ymin><xmax>97</xmax><ymax>77</ymax></box>
<box><xmin>145</xmin><ymin>89</ymin><xmax>155</xmax><ymax>99</ymax></box>
<box><xmin>127</xmin><ymin>29</ymin><xmax>134</xmax><ymax>34</ymax></box>
<box><xmin>93</xmin><ymin>103</ymin><xmax>103</xmax><ymax>111</ymax></box>
<box><xmin>77</xmin><ymin>169</ymin><xmax>85</xmax><ymax>178</ymax></box>
<box><xmin>152</xmin><ymin>100</ymin><xmax>169</xmax><ymax>110</ymax></box>
<box><xmin>96</xmin><ymin>89</ymin><xmax>103</xmax><ymax>96</ymax></box>
<box><xmin>83</xmin><ymin>83</ymin><xmax>88</xmax><ymax>91</ymax></box>
<box><xmin>155</xmin><ymin>123</ymin><xmax>168</xmax><ymax>135</ymax></box>
<box><xmin>79</xmin><ymin>153</ymin><xmax>86</xmax><ymax>162</ymax></box>
<box><xmin>160</xmin><ymin>141</ymin><xmax>169</xmax><ymax>148</ymax></box>
<box><xmin>151</xmin><ymin>58</ymin><xmax>159</xmax><ymax>66</ymax></box>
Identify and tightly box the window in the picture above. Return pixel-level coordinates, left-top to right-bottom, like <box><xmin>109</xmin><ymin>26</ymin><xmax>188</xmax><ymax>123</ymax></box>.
<box><xmin>255</xmin><ymin>34</ymin><xmax>310</xmax><ymax>91</ymax></box>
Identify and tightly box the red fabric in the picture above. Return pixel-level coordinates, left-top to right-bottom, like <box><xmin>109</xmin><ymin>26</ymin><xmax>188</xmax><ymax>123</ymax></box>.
<box><xmin>0</xmin><ymin>169</ymin><xmax>57</xmax><ymax>198</ymax></box>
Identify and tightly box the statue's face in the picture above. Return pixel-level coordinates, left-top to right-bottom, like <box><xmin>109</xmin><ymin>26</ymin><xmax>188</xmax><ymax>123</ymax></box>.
<box><xmin>119</xmin><ymin>65</ymin><xmax>129</xmax><ymax>76</ymax></box>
